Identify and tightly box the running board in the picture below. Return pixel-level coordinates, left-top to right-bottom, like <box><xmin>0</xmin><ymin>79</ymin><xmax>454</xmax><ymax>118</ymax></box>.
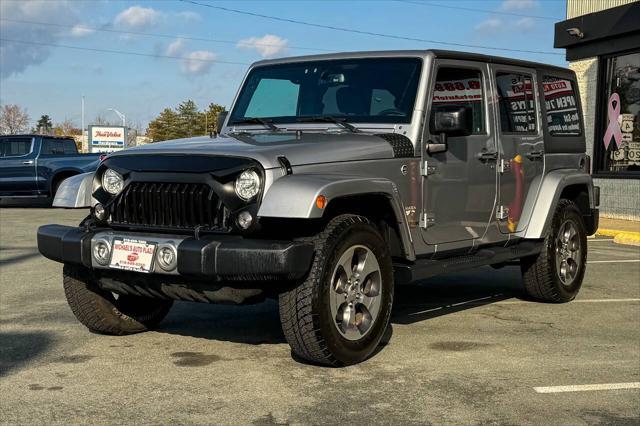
<box><xmin>393</xmin><ymin>240</ymin><xmax>543</xmax><ymax>285</ymax></box>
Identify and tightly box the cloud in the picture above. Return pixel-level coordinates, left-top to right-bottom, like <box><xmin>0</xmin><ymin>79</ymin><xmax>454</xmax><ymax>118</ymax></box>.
<box><xmin>501</xmin><ymin>0</ymin><xmax>538</xmax><ymax>11</ymax></box>
<box><xmin>181</xmin><ymin>51</ymin><xmax>216</xmax><ymax>75</ymax></box>
<box><xmin>69</xmin><ymin>24</ymin><xmax>95</xmax><ymax>37</ymax></box>
<box><xmin>162</xmin><ymin>38</ymin><xmax>216</xmax><ymax>76</ymax></box>
<box><xmin>114</xmin><ymin>6</ymin><xmax>162</xmax><ymax>29</ymax></box>
<box><xmin>237</xmin><ymin>34</ymin><xmax>288</xmax><ymax>58</ymax></box>
<box><xmin>0</xmin><ymin>0</ymin><xmax>80</xmax><ymax>78</ymax></box>
<box><xmin>474</xmin><ymin>18</ymin><xmax>503</xmax><ymax>36</ymax></box>
<box><xmin>515</xmin><ymin>17</ymin><xmax>535</xmax><ymax>31</ymax></box>
<box><xmin>176</xmin><ymin>11</ymin><xmax>201</xmax><ymax>23</ymax></box>
<box><xmin>165</xmin><ymin>38</ymin><xmax>187</xmax><ymax>57</ymax></box>
<box><xmin>473</xmin><ymin>14</ymin><xmax>537</xmax><ymax>37</ymax></box>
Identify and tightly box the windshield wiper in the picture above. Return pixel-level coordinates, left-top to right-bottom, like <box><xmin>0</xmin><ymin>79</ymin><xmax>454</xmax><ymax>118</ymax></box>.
<box><xmin>231</xmin><ymin>117</ymin><xmax>281</xmax><ymax>132</ymax></box>
<box><xmin>296</xmin><ymin>116</ymin><xmax>360</xmax><ymax>133</ymax></box>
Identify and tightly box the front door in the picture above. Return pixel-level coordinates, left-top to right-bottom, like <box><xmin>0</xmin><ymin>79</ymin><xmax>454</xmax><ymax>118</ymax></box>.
<box><xmin>490</xmin><ymin>66</ymin><xmax>544</xmax><ymax>233</ymax></box>
<box><xmin>421</xmin><ymin>61</ymin><xmax>498</xmax><ymax>246</ymax></box>
<box><xmin>0</xmin><ymin>136</ymin><xmax>37</xmax><ymax>195</ymax></box>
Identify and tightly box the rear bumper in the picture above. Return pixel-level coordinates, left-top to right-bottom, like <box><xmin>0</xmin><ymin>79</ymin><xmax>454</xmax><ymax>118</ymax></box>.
<box><xmin>37</xmin><ymin>224</ymin><xmax>314</xmax><ymax>281</ymax></box>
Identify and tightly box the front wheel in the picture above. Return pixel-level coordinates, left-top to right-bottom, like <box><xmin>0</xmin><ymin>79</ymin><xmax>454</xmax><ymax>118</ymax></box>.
<box><xmin>520</xmin><ymin>199</ymin><xmax>588</xmax><ymax>303</ymax></box>
<box><xmin>63</xmin><ymin>265</ymin><xmax>173</xmax><ymax>335</ymax></box>
<box><xmin>279</xmin><ymin>215</ymin><xmax>394</xmax><ymax>366</ymax></box>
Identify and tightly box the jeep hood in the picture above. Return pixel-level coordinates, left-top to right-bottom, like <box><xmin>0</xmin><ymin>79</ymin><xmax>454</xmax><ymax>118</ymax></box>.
<box><xmin>108</xmin><ymin>132</ymin><xmax>406</xmax><ymax>169</ymax></box>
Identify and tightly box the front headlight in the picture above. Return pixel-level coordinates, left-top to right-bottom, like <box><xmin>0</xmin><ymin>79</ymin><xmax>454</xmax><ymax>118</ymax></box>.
<box><xmin>234</xmin><ymin>169</ymin><xmax>260</xmax><ymax>201</ymax></box>
<box><xmin>102</xmin><ymin>168</ymin><xmax>124</xmax><ymax>195</ymax></box>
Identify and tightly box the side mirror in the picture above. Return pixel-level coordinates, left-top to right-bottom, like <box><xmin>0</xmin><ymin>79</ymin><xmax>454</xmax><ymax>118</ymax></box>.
<box><xmin>426</xmin><ymin>105</ymin><xmax>473</xmax><ymax>154</ymax></box>
<box><xmin>216</xmin><ymin>111</ymin><xmax>228</xmax><ymax>135</ymax></box>
<box><xmin>430</xmin><ymin>105</ymin><xmax>473</xmax><ymax>136</ymax></box>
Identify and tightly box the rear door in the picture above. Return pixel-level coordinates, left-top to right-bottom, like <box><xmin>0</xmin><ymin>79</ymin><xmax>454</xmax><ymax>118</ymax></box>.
<box><xmin>421</xmin><ymin>60</ymin><xmax>498</xmax><ymax>246</ymax></box>
<box><xmin>0</xmin><ymin>136</ymin><xmax>38</xmax><ymax>195</ymax></box>
<box><xmin>490</xmin><ymin>66</ymin><xmax>544</xmax><ymax>233</ymax></box>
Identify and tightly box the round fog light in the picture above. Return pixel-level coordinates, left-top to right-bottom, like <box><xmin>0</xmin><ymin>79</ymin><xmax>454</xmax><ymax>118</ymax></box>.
<box><xmin>93</xmin><ymin>240</ymin><xmax>111</xmax><ymax>265</ymax></box>
<box><xmin>157</xmin><ymin>245</ymin><xmax>177</xmax><ymax>271</ymax></box>
<box><xmin>237</xmin><ymin>211</ymin><xmax>253</xmax><ymax>229</ymax></box>
<box><xmin>93</xmin><ymin>203</ymin><xmax>107</xmax><ymax>221</ymax></box>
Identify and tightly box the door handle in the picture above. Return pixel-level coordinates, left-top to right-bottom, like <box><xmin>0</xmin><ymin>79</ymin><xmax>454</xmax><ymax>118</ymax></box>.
<box><xmin>22</xmin><ymin>160</ymin><xmax>34</xmax><ymax>165</ymax></box>
<box><xmin>476</xmin><ymin>151</ymin><xmax>498</xmax><ymax>161</ymax></box>
<box><xmin>526</xmin><ymin>150</ymin><xmax>544</xmax><ymax>160</ymax></box>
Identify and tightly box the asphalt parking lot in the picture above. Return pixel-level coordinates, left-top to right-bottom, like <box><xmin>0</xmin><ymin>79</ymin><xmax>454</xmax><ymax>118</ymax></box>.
<box><xmin>1</xmin><ymin>208</ymin><xmax>639</xmax><ymax>425</ymax></box>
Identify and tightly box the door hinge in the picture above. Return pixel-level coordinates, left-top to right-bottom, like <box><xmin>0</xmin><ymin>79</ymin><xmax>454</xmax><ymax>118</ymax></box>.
<box><xmin>496</xmin><ymin>205</ymin><xmax>510</xmax><ymax>221</ymax></box>
<box><xmin>420</xmin><ymin>212</ymin><xmax>435</xmax><ymax>228</ymax></box>
<box><xmin>499</xmin><ymin>158</ymin><xmax>511</xmax><ymax>174</ymax></box>
<box><xmin>421</xmin><ymin>160</ymin><xmax>437</xmax><ymax>177</ymax></box>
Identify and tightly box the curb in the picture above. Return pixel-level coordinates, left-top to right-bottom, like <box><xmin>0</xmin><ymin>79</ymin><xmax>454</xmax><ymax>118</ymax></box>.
<box><xmin>596</xmin><ymin>228</ymin><xmax>640</xmax><ymax>246</ymax></box>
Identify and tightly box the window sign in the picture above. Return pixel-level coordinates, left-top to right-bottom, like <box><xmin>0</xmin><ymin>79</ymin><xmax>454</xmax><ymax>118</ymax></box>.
<box><xmin>495</xmin><ymin>73</ymin><xmax>537</xmax><ymax>133</ymax></box>
<box><xmin>596</xmin><ymin>51</ymin><xmax>640</xmax><ymax>174</ymax></box>
<box><xmin>543</xmin><ymin>76</ymin><xmax>581</xmax><ymax>136</ymax></box>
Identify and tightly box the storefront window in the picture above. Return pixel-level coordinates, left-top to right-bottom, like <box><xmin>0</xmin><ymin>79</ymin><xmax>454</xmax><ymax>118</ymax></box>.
<box><xmin>596</xmin><ymin>50</ymin><xmax>640</xmax><ymax>175</ymax></box>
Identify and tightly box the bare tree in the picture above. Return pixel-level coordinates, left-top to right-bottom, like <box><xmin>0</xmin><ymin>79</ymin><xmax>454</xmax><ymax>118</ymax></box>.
<box><xmin>0</xmin><ymin>104</ymin><xmax>30</xmax><ymax>135</ymax></box>
<box><xmin>54</xmin><ymin>118</ymin><xmax>80</xmax><ymax>136</ymax></box>
<box><xmin>93</xmin><ymin>114</ymin><xmax>119</xmax><ymax>127</ymax></box>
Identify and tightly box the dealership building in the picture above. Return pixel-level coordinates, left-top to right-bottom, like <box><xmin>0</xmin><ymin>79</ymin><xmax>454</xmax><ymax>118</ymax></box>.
<box><xmin>555</xmin><ymin>0</ymin><xmax>639</xmax><ymax>220</ymax></box>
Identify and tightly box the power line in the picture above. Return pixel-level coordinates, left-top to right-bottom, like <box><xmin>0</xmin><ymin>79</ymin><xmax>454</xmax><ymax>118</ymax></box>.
<box><xmin>394</xmin><ymin>0</ymin><xmax>559</xmax><ymax>21</ymax></box>
<box><xmin>179</xmin><ymin>0</ymin><xmax>563</xmax><ymax>56</ymax></box>
<box><xmin>0</xmin><ymin>18</ymin><xmax>333</xmax><ymax>53</ymax></box>
<box><xmin>0</xmin><ymin>38</ymin><xmax>250</xmax><ymax>65</ymax></box>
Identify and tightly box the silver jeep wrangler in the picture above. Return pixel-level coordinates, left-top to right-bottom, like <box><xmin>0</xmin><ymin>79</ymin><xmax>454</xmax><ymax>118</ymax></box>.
<box><xmin>38</xmin><ymin>50</ymin><xmax>599</xmax><ymax>366</ymax></box>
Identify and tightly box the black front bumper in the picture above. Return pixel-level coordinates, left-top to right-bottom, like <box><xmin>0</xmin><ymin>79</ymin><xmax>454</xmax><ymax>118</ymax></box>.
<box><xmin>37</xmin><ymin>224</ymin><xmax>314</xmax><ymax>280</ymax></box>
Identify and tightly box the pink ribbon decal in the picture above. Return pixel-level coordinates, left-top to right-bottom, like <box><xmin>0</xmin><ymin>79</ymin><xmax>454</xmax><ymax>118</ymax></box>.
<box><xmin>603</xmin><ymin>93</ymin><xmax>622</xmax><ymax>150</ymax></box>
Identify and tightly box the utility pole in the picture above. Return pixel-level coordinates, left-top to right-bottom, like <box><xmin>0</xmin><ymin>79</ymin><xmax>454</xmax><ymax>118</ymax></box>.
<box><xmin>81</xmin><ymin>95</ymin><xmax>85</xmax><ymax>152</ymax></box>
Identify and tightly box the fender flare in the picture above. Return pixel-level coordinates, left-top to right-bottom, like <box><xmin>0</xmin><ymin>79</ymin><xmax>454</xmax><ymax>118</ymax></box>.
<box><xmin>50</xmin><ymin>168</ymin><xmax>84</xmax><ymax>190</ymax></box>
<box><xmin>52</xmin><ymin>172</ymin><xmax>96</xmax><ymax>208</ymax></box>
<box><xmin>522</xmin><ymin>170</ymin><xmax>595</xmax><ymax>239</ymax></box>
<box><xmin>258</xmin><ymin>174</ymin><xmax>415</xmax><ymax>260</ymax></box>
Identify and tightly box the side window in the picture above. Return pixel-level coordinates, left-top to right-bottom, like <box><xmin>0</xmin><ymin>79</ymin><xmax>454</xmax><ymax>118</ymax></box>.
<box><xmin>41</xmin><ymin>139</ymin><xmax>63</xmax><ymax>155</ymax></box>
<box><xmin>542</xmin><ymin>76</ymin><xmax>581</xmax><ymax>136</ymax></box>
<box><xmin>63</xmin><ymin>140</ymin><xmax>78</xmax><ymax>154</ymax></box>
<box><xmin>1</xmin><ymin>138</ymin><xmax>32</xmax><ymax>157</ymax></box>
<box><xmin>244</xmin><ymin>78</ymin><xmax>300</xmax><ymax>117</ymax></box>
<box><xmin>431</xmin><ymin>67</ymin><xmax>485</xmax><ymax>134</ymax></box>
<box><xmin>495</xmin><ymin>72</ymin><xmax>537</xmax><ymax>133</ymax></box>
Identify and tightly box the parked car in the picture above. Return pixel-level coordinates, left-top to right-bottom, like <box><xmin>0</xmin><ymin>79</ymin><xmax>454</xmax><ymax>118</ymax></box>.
<box><xmin>0</xmin><ymin>134</ymin><xmax>100</xmax><ymax>200</ymax></box>
<box><xmin>37</xmin><ymin>50</ymin><xmax>599</xmax><ymax>366</ymax></box>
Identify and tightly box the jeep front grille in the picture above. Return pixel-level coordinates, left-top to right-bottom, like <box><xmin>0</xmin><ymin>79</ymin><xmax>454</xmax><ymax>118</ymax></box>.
<box><xmin>109</xmin><ymin>182</ymin><xmax>228</xmax><ymax>231</ymax></box>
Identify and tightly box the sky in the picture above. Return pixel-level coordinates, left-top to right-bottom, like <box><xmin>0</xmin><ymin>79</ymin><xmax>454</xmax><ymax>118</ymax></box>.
<box><xmin>0</xmin><ymin>0</ymin><xmax>568</xmax><ymax>130</ymax></box>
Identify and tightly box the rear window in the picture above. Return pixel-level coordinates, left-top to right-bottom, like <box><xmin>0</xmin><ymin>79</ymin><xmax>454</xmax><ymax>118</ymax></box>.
<box><xmin>41</xmin><ymin>138</ymin><xmax>76</xmax><ymax>155</ymax></box>
<box><xmin>542</xmin><ymin>76</ymin><xmax>581</xmax><ymax>136</ymax></box>
<box><xmin>1</xmin><ymin>137</ymin><xmax>32</xmax><ymax>157</ymax></box>
<box><xmin>64</xmin><ymin>139</ymin><xmax>78</xmax><ymax>154</ymax></box>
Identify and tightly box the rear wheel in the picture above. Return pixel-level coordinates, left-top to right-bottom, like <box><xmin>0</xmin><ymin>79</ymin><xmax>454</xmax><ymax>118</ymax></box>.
<box><xmin>520</xmin><ymin>199</ymin><xmax>587</xmax><ymax>303</ymax></box>
<box><xmin>63</xmin><ymin>265</ymin><xmax>173</xmax><ymax>335</ymax></box>
<box><xmin>279</xmin><ymin>215</ymin><xmax>394</xmax><ymax>366</ymax></box>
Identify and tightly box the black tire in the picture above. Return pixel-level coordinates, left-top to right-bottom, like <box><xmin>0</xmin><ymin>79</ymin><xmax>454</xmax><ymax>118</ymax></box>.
<box><xmin>520</xmin><ymin>199</ymin><xmax>588</xmax><ymax>303</ymax></box>
<box><xmin>63</xmin><ymin>265</ymin><xmax>173</xmax><ymax>335</ymax></box>
<box><xmin>279</xmin><ymin>215</ymin><xmax>394</xmax><ymax>366</ymax></box>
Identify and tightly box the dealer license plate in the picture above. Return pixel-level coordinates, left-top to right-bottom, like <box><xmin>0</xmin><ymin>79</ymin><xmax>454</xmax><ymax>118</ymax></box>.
<box><xmin>109</xmin><ymin>238</ymin><xmax>157</xmax><ymax>273</ymax></box>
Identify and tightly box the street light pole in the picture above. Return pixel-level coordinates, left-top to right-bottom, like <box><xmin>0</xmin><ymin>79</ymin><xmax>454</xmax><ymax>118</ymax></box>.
<box><xmin>81</xmin><ymin>95</ymin><xmax>85</xmax><ymax>151</ymax></box>
<box><xmin>107</xmin><ymin>108</ymin><xmax>126</xmax><ymax>128</ymax></box>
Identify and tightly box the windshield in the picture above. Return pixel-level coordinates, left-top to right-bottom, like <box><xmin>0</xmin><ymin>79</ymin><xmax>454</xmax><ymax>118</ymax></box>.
<box><xmin>229</xmin><ymin>57</ymin><xmax>422</xmax><ymax>126</ymax></box>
